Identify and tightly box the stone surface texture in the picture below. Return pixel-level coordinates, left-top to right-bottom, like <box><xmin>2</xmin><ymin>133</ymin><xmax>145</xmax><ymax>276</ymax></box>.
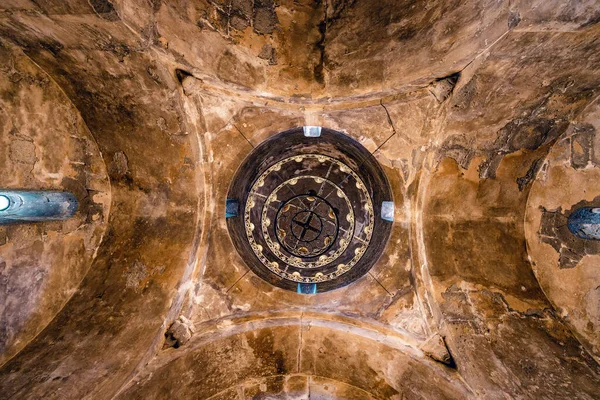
<box><xmin>0</xmin><ymin>0</ymin><xmax>598</xmax><ymax>399</ymax></box>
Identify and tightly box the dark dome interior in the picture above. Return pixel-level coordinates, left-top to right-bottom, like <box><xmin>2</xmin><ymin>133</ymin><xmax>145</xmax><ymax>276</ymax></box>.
<box><xmin>227</xmin><ymin>128</ymin><xmax>393</xmax><ymax>292</ymax></box>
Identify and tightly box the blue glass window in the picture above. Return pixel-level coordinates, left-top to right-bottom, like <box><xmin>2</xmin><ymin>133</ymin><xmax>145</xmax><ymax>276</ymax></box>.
<box><xmin>226</xmin><ymin>199</ymin><xmax>239</xmax><ymax>218</ymax></box>
<box><xmin>0</xmin><ymin>191</ymin><xmax>78</xmax><ymax>225</ymax></box>
<box><xmin>297</xmin><ymin>283</ymin><xmax>317</xmax><ymax>294</ymax></box>
<box><xmin>567</xmin><ymin>207</ymin><xmax>600</xmax><ymax>240</ymax></box>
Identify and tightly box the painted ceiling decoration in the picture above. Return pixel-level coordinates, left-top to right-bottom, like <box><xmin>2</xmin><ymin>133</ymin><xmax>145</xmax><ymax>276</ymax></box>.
<box><xmin>227</xmin><ymin>128</ymin><xmax>393</xmax><ymax>292</ymax></box>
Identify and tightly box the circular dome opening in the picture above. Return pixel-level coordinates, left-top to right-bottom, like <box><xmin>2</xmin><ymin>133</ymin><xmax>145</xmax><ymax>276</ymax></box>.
<box><xmin>227</xmin><ymin>128</ymin><xmax>393</xmax><ymax>293</ymax></box>
<box><xmin>0</xmin><ymin>195</ymin><xmax>10</xmax><ymax>211</ymax></box>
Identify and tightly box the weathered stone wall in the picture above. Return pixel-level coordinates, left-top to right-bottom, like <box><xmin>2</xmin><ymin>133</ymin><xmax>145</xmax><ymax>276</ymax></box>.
<box><xmin>117</xmin><ymin>323</ymin><xmax>470</xmax><ymax>400</ymax></box>
<box><xmin>526</xmin><ymin>99</ymin><xmax>600</xmax><ymax>361</ymax></box>
<box><xmin>0</xmin><ymin>41</ymin><xmax>110</xmax><ymax>367</ymax></box>
<box><xmin>0</xmin><ymin>4</ymin><xmax>203</xmax><ymax>398</ymax></box>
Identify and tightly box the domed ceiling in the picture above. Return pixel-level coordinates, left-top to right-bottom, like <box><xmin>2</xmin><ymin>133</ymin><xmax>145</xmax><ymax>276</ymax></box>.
<box><xmin>227</xmin><ymin>128</ymin><xmax>393</xmax><ymax>292</ymax></box>
<box><xmin>0</xmin><ymin>1</ymin><xmax>599</xmax><ymax>399</ymax></box>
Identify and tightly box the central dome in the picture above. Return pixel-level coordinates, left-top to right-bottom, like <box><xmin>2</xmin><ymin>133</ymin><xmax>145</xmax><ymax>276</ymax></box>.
<box><xmin>227</xmin><ymin>128</ymin><xmax>393</xmax><ymax>292</ymax></box>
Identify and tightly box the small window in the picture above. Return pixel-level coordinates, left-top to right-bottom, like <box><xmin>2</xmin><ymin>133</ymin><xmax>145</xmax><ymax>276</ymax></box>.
<box><xmin>0</xmin><ymin>195</ymin><xmax>10</xmax><ymax>211</ymax></box>
<box><xmin>568</xmin><ymin>207</ymin><xmax>600</xmax><ymax>240</ymax></box>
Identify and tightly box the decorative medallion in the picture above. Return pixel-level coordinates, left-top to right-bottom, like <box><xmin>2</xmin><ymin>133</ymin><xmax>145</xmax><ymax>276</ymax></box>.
<box><xmin>227</xmin><ymin>128</ymin><xmax>393</xmax><ymax>292</ymax></box>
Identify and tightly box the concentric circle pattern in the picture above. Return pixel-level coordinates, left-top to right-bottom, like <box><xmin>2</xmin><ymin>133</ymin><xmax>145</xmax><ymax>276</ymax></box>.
<box><xmin>277</xmin><ymin>194</ymin><xmax>339</xmax><ymax>257</ymax></box>
<box><xmin>227</xmin><ymin>128</ymin><xmax>393</xmax><ymax>292</ymax></box>
<box><xmin>249</xmin><ymin>155</ymin><xmax>372</xmax><ymax>282</ymax></box>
